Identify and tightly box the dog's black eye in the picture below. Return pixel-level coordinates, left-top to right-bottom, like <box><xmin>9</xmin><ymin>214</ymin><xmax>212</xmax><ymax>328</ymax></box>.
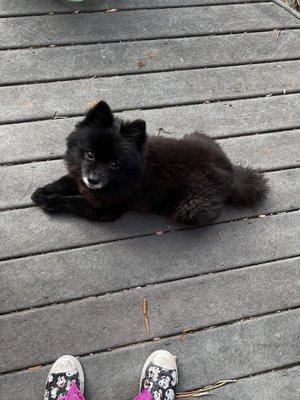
<box><xmin>85</xmin><ymin>151</ymin><xmax>95</xmax><ymax>162</ymax></box>
<box><xmin>110</xmin><ymin>161</ymin><xmax>119</xmax><ymax>171</ymax></box>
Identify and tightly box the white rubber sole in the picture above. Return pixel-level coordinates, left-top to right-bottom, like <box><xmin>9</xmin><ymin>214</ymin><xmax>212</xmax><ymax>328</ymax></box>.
<box><xmin>48</xmin><ymin>355</ymin><xmax>85</xmax><ymax>394</ymax></box>
<box><xmin>139</xmin><ymin>350</ymin><xmax>178</xmax><ymax>391</ymax></box>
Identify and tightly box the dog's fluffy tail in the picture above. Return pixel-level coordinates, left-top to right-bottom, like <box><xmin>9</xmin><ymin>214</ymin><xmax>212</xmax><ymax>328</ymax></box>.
<box><xmin>227</xmin><ymin>166</ymin><xmax>268</xmax><ymax>207</ymax></box>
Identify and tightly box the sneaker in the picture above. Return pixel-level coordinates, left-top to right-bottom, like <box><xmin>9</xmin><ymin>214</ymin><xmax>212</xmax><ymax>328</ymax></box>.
<box><xmin>138</xmin><ymin>350</ymin><xmax>178</xmax><ymax>400</ymax></box>
<box><xmin>44</xmin><ymin>355</ymin><xmax>84</xmax><ymax>400</ymax></box>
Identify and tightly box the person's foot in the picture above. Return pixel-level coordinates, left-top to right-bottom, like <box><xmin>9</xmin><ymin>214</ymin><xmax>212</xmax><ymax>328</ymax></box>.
<box><xmin>138</xmin><ymin>350</ymin><xmax>178</xmax><ymax>400</ymax></box>
<box><xmin>44</xmin><ymin>355</ymin><xmax>84</xmax><ymax>400</ymax></box>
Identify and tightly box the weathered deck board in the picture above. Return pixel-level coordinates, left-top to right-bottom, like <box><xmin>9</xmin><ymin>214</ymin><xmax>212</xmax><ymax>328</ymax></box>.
<box><xmin>0</xmin><ymin>0</ymin><xmax>269</xmax><ymax>17</ymax></box>
<box><xmin>1</xmin><ymin>4</ymin><xmax>298</xmax><ymax>49</ymax></box>
<box><xmin>220</xmin><ymin>129</ymin><xmax>300</xmax><ymax>171</ymax></box>
<box><xmin>208</xmin><ymin>366</ymin><xmax>299</xmax><ymax>400</ymax></box>
<box><xmin>0</xmin><ymin>207</ymin><xmax>173</xmax><ymax>261</ymax></box>
<box><xmin>0</xmin><ymin>61</ymin><xmax>299</xmax><ymax>124</ymax></box>
<box><xmin>0</xmin><ymin>311</ymin><xmax>298</xmax><ymax>399</ymax></box>
<box><xmin>0</xmin><ymin>190</ymin><xmax>298</xmax><ymax>313</ymax></box>
<box><xmin>1</xmin><ymin>258</ymin><xmax>299</xmax><ymax>372</ymax></box>
<box><xmin>3</xmin><ymin>29</ymin><xmax>299</xmax><ymax>85</ymax></box>
<box><xmin>0</xmin><ymin>130</ymin><xmax>298</xmax><ymax>210</ymax></box>
<box><xmin>1</xmin><ymin>94</ymin><xmax>299</xmax><ymax>165</ymax></box>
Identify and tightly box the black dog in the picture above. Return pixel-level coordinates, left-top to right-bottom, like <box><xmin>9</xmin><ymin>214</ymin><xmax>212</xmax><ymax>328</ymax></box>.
<box><xmin>32</xmin><ymin>101</ymin><xmax>267</xmax><ymax>225</ymax></box>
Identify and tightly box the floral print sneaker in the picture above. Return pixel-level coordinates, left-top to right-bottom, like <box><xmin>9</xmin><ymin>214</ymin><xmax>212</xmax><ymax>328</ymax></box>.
<box><xmin>44</xmin><ymin>355</ymin><xmax>85</xmax><ymax>400</ymax></box>
<box><xmin>138</xmin><ymin>350</ymin><xmax>178</xmax><ymax>400</ymax></box>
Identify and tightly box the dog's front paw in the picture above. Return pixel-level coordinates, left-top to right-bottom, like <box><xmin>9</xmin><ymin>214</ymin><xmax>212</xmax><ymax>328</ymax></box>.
<box><xmin>31</xmin><ymin>187</ymin><xmax>47</xmax><ymax>205</ymax></box>
<box><xmin>31</xmin><ymin>188</ymin><xmax>64</xmax><ymax>213</ymax></box>
<box><xmin>31</xmin><ymin>183</ymin><xmax>56</xmax><ymax>202</ymax></box>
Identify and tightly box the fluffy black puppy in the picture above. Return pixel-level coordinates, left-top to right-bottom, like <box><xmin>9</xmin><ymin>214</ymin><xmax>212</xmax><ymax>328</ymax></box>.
<box><xmin>32</xmin><ymin>101</ymin><xmax>267</xmax><ymax>225</ymax></box>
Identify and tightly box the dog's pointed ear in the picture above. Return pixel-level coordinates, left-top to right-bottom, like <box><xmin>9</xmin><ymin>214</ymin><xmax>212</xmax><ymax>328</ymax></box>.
<box><xmin>76</xmin><ymin>101</ymin><xmax>114</xmax><ymax>128</ymax></box>
<box><xmin>124</xmin><ymin>119</ymin><xmax>147</xmax><ymax>150</ymax></box>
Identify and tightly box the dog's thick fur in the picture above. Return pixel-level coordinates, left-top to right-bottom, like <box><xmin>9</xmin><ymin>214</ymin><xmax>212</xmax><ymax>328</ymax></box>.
<box><xmin>32</xmin><ymin>101</ymin><xmax>268</xmax><ymax>225</ymax></box>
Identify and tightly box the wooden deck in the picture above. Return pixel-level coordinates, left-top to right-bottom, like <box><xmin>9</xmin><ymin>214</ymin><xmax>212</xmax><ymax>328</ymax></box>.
<box><xmin>0</xmin><ymin>1</ymin><xmax>299</xmax><ymax>399</ymax></box>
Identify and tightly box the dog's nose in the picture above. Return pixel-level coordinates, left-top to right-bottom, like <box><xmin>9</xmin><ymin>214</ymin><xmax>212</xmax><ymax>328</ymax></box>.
<box><xmin>87</xmin><ymin>176</ymin><xmax>100</xmax><ymax>186</ymax></box>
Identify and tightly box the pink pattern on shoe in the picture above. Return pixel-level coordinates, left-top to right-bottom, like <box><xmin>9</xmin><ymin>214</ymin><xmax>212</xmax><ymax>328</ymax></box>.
<box><xmin>59</xmin><ymin>381</ymin><xmax>85</xmax><ymax>400</ymax></box>
<box><xmin>135</xmin><ymin>389</ymin><xmax>152</xmax><ymax>400</ymax></box>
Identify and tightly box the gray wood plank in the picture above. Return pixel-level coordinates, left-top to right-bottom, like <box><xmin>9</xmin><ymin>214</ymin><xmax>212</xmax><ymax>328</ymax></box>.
<box><xmin>0</xmin><ymin>189</ymin><xmax>298</xmax><ymax>312</ymax></box>
<box><xmin>1</xmin><ymin>258</ymin><xmax>299</xmax><ymax>372</ymax></box>
<box><xmin>205</xmin><ymin>366</ymin><xmax>299</xmax><ymax>400</ymax></box>
<box><xmin>0</xmin><ymin>117</ymin><xmax>73</xmax><ymax>164</ymax></box>
<box><xmin>3</xmin><ymin>29</ymin><xmax>299</xmax><ymax>85</ymax></box>
<box><xmin>0</xmin><ymin>61</ymin><xmax>299</xmax><ymax>124</ymax></box>
<box><xmin>220</xmin><ymin>129</ymin><xmax>300</xmax><ymax>171</ymax></box>
<box><xmin>1</xmin><ymin>130</ymin><xmax>299</xmax><ymax>210</ymax></box>
<box><xmin>0</xmin><ymin>4</ymin><xmax>298</xmax><ymax>50</ymax></box>
<box><xmin>1</xmin><ymin>94</ymin><xmax>299</xmax><ymax>165</ymax></box>
<box><xmin>0</xmin><ymin>160</ymin><xmax>65</xmax><ymax>209</ymax></box>
<box><xmin>0</xmin><ymin>311</ymin><xmax>298</xmax><ymax>399</ymax></box>
<box><xmin>0</xmin><ymin>1</ymin><xmax>268</xmax><ymax>16</ymax></box>
<box><xmin>0</xmin><ymin>207</ymin><xmax>174</xmax><ymax>261</ymax></box>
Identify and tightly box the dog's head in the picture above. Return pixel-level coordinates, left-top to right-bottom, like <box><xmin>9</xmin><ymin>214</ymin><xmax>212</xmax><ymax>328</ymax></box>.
<box><xmin>65</xmin><ymin>101</ymin><xmax>147</xmax><ymax>196</ymax></box>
